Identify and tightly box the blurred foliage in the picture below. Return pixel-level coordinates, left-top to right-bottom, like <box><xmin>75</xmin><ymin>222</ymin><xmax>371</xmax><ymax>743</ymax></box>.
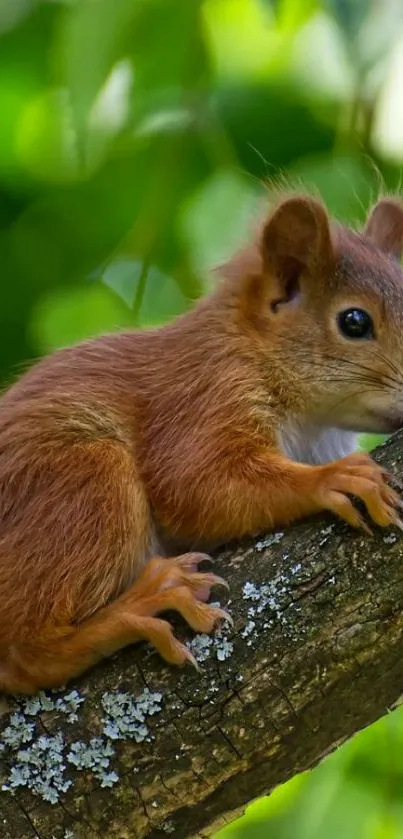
<box><xmin>3</xmin><ymin>0</ymin><xmax>403</xmax><ymax>384</ymax></box>
<box><xmin>1</xmin><ymin>0</ymin><xmax>403</xmax><ymax>836</ymax></box>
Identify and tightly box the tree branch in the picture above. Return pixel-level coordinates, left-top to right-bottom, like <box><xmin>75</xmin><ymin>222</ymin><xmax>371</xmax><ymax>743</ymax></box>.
<box><xmin>2</xmin><ymin>434</ymin><xmax>403</xmax><ymax>839</ymax></box>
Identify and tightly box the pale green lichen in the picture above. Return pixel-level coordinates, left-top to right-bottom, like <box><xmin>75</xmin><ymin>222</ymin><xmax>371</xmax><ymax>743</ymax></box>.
<box><xmin>241</xmin><ymin>619</ymin><xmax>256</xmax><ymax>639</ymax></box>
<box><xmin>214</xmin><ymin>627</ymin><xmax>234</xmax><ymax>661</ymax></box>
<box><xmin>186</xmin><ymin>617</ymin><xmax>234</xmax><ymax>663</ymax></box>
<box><xmin>255</xmin><ymin>532</ymin><xmax>284</xmax><ymax>551</ymax></box>
<box><xmin>101</xmin><ymin>688</ymin><xmax>163</xmax><ymax>743</ymax></box>
<box><xmin>1</xmin><ymin>712</ymin><xmax>35</xmax><ymax>749</ymax></box>
<box><xmin>241</xmin><ymin>573</ymin><xmax>295</xmax><ymax>644</ymax></box>
<box><xmin>317</xmin><ymin>524</ymin><xmax>335</xmax><ymax>547</ymax></box>
<box><xmin>187</xmin><ymin>633</ymin><xmax>214</xmax><ymax>662</ymax></box>
<box><xmin>384</xmin><ymin>533</ymin><xmax>398</xmax><ymax>545</ymax></box>
<box><xmin>1</xmin><ymin>685</ymin><xmax>167</xmax><ymax>802</ymax></box>
<box><xmin>2</xmin><ymin>732</ymin><xmax>71</xmax><ymax>804</ymax></box>
<box><xmin>67</xmin><ymin>738</ymin><xmax>118</xmax><ymax>787</ymax></box>
<box><xmin>0</xmin><ymin>691</ymin><xmax>88</xmax><ymax>803</ymax></box>
<box><xmin>320</xmin><ymin>525</ymin><xmax>334</xmax><ymax>536</ymax></box>
<box><xmin>23</xmin><ymin>689</ymin><xmax>85</xmax><ymax>723</ymax></box>
<box><xmin>243</xmin><ymin>580</ymin><xmax>284</xmax><ymax>619</ymax></box>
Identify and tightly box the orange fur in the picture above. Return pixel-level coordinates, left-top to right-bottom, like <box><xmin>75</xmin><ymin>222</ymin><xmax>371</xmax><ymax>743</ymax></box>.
<box><xmin>1</xmin><ymin>193</ymin><xmax>403</xmax><ymax>693</ymax></box>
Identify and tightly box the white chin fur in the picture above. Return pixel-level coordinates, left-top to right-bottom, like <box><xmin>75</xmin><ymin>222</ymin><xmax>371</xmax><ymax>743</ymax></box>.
<box><xmin>278</xmin><ymin>422</ymin><xmax>358</xmax><ymax>465</ymax></box>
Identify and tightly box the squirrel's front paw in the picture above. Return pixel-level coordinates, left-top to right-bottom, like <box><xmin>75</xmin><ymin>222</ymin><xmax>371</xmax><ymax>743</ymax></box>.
<box><xmin>314</xmin><ymin>453</ymin><xmax>403</xmax><ymax>532</ymax></box>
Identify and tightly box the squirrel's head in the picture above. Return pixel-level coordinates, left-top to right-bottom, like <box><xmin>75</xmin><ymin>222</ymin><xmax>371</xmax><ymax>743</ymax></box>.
<box><xmin>227</xmin><ymin>193</ymin><xmax>403</xmax><ymax>434</ymax></box>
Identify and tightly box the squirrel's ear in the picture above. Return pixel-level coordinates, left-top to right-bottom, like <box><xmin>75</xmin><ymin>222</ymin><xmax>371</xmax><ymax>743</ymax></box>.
<box><xmin>364</xmin><ymin>198</ymin><xmax>403</xmax><ymax>260</ymax></box>
<box><xmin>260</xmin><ymin>195</ymin><xmax>334</xmax><ymax>302</ymax></box>
<box><xmin>236</xmin><ymin>197</ymin><xmax>333</xmax><ymax>327</ymax></box>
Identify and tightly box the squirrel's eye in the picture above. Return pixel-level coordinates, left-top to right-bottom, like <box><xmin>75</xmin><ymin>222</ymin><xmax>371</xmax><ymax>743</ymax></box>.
<box><xmin>337</xmin><ymin>308</ymin><xmax>374</xmax><ymax>340</ymax></box>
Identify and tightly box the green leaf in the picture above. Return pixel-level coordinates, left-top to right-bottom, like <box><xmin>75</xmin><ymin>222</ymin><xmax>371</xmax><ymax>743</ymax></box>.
<box><xmin>57</xmin><ymin>0</ymin><xmax>143</xmax><ymax>146</ymax></box>
<box><xmin>323</xmin><ymin>0</ymin><xmax>368</xmax><ymax>44</ymax></box>
<box><xmin>102</xmin><ymin>258</ymin><xmax>189</xmax><ymax>326</ymax></box>
<box><xmin>324</xmin><ymin>0</ymin><xmax>403</xmax><ymax>83</ymax></box>
<box><xmin>101</xmin><ymin>259</ymin><xmax>144</xmax><ymax>310</ymax></box>
<box><xmin>128</xmin><ymin>0</ymin><xmax>209</xmax><ymax>96</ymax></box>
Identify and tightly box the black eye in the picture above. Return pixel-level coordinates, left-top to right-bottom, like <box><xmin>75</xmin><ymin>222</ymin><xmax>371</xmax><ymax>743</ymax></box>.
<box><xmin>337</xmin><ymin>308</ymin><xmax>374</xmax><ymax>340</ymax></box>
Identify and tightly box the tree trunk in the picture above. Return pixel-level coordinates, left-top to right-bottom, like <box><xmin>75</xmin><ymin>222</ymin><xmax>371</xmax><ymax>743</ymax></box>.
<box><xmin>2</xmin><ymin>433</ymin><xmax>403</xmax><ymax>839</ymax></box>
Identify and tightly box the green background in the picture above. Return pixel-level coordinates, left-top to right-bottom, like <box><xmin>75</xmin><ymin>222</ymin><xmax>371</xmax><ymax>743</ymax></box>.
<box><xmin>1</xmin><ymin>0</ymin><xmax>403</xmax><ymax>836</ymax></box>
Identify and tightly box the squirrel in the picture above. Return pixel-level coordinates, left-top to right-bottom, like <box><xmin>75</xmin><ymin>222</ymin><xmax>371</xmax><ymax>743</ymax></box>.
<box><xmin>1</xmin><ymin>192</ymin><xmax>403</xmax><ymax>695</ymax></box>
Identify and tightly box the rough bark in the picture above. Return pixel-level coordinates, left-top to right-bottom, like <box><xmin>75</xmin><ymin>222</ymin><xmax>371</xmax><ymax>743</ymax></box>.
<box><xmin>2</xmin><ymin>434</ymin><xmax>403</xmax><ymax>839</ymax></box>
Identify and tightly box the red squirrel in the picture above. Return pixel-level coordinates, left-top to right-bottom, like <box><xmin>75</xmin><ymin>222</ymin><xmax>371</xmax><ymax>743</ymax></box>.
<box><xmin>1</xmin><ymin>193</ymin><xmax>403</xmax><ymax>694</ymax></box>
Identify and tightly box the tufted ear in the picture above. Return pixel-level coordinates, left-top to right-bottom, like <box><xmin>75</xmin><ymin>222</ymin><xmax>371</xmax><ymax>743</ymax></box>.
<box><xmin>364</xmin><ymin>197</ymin><xmax>403</xmax><ymax>260</ymax></box>
<box><xmin>259</xmin><ymin>195</ymin><xmax>334</xmax><ymax>309</ymax></box>
<box><xmin>235</xmin><ymin>196</ymin><xmax>334</xmax><ymax>329</ymax></box>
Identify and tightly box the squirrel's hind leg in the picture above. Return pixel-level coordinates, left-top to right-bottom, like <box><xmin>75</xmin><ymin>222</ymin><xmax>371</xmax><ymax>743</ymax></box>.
<box><xmin>0</xmin><ymin>553</ymin><xmax>229</xmax><ymax>693</ymax></box>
